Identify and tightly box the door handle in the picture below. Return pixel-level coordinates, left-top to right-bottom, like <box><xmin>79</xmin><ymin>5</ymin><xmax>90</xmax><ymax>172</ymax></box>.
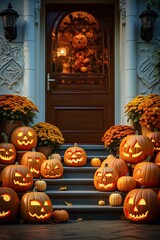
<box><xmin>47</xmin><ymin>73</ymin><xmax>55</xmax><ymax>91</ymax></box>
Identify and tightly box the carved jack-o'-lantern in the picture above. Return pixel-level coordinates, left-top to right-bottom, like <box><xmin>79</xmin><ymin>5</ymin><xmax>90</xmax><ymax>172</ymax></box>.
<box><xmin>0</xmin><ymin>187</ymin><xmax>19</xmax><ymax>224</ymax></box>
<box><xmin>64</xmin><ymin>143</ymin><xmax>87</xmax><ymax>167</ymax></box>
<box><xmin>146</xmin><ymin>132</ymin><xmax>160</xmax><ymax>152</ymax></box>
<box><xmin>11</xmin><ymin>126</ymin><xmax>37</xmax><ymax>150</ymax></box>
<box><xmin>1</xmin><ymin>163</ymin><xmax>33</xmax><ymax>192</ymax></box>
<box><xmin>40</xmin><ymin>159</ymin><xmax>64</xmax><ymax>179</ymax></box>
<box><xmin>93</xmin><ymin>164</ymin><xmax>119</xmax><ymax>191</ymax></box>
<box><xmin>133</xmin><ymin>162</ymin><xmax>160</xmax><ymax>187</ymax></box>
<box><xmin>0</xmin><ymin>133</ymin><xmax>16</xmax><ymax>164</ymax></box>
<box><xmin>155</xmin><ymin>152</ymin><xmax>160</xmax><ymax>166</ymax></box>
<box><xmin>72</xmin><ymin>34</ymin><xmax>87</xmax><ymax>49</ymax></box>
<box><xmin>123</xmin><ymin>187</ymin><xmax>159</xmax><ymax>223</ymax></box>
<box><xmin>119</xmin><ymin>135</ymin><xmax>154</xmax><ymax>164</ymax></box>
<box><xmin>20</xmin><ymin>151</ymin><xmax>46</xmax><ymax>178</ymax></box>
<box><xmin>20</xmin><ymin>187</ymin><xmax>53</xmax><ymax>223</ymax></box>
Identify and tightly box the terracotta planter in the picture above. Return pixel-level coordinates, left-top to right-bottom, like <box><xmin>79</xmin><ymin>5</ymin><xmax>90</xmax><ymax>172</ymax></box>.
<box><xmin>141</xmin><ymin>125</ymin><xmax>153</xmax><ymax>136</ymax></box>
<box><xmin>36</xmin><ymin>146</ymin><xmax>52</xmax><ymax>158</ymax></box>
<box><xmin>0</xmin><ymin>120</ymin><xmax>23</xmax><ymax>142</ymax></box>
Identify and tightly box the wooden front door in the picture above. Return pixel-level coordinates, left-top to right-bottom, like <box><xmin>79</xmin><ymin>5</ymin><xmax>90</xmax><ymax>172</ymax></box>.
<box><xmin>45</xmin><ymin>3</ymin><xmax>115</xmax><ymax>144</ymax></box>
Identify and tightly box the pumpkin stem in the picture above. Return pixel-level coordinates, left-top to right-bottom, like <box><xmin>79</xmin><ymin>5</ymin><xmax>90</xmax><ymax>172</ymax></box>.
<box><xmin>33</xmin><ymin>186</ymin><xmax>38</xmax><ymax>192</ymax></box>
<box><xmin>1</xmin><ymin>132</ymin><xmax>8</xmax><ymax>143</ymax></box>
<box><xmin>74</xmin><ymin>143</ymin><xmax>78</xmax><ymax>147</ymax></box>
<box><xmin>144</xmin><ymin>155</ymin><xmax>151</xmax><ymax>162</ymax></box>
<box><xmin>141</xmin><ymin>185</ymin><xmax>146</xmax><ymax>189</ymax></box>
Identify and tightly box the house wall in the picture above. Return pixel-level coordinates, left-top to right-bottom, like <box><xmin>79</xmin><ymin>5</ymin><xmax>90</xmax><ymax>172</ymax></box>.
<box><xmin>0</xmin><ymin>0</ymin><xmax>159</xmax><ymax>125</ymax></box>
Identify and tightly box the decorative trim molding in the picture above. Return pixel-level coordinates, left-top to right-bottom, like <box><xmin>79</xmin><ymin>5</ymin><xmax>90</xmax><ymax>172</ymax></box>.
<box><xmin>138</xmin><ymin>38</ymin><xmax>160</xmax><ymax>94</ymax></box>
<box><xmin>0</xmin><ymin>37</ymin><xmax>23</xmax><ymax>92</ymax></box>
<box><xmin>119</xmin><ymin>0</ymin><xmax>126</xmax><ymax>26</ymax></box>
<box><xmin>35</xmin><ymin>0</ymin><xmax>41</xmax><ymax>25</ymax></box>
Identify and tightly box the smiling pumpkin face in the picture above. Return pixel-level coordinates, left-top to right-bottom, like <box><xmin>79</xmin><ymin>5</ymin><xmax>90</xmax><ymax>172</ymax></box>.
<box><xmin>0</xmin><ymin>187</ymin><xmax>19</xmax><ymax>223</ymax></box>
<box><xmin>94</xmin><ymin>165</ymin><xmax>119</xmax><ymax>191</ymax></box>
<box><xmin>20</xmin><ymin>190</ymin><xmax>53</xmax><ymax>223</ymax></box>
<box><xmin>40</xmin><ymin>159</ymin><xmax>64</xmax><ymax>179</ymax></box>
<box><xmin>0</xmin><ymin>143</ymin><xmax>16</xmax><ymax>164</ymax></box>
<box><xmin>123</xmin><ymin>188</ymin><xmax>159</xmax><ymax>223</ymax></box>
<box><xmin>119</xmin><ymin>135</ymin><xmax>154</xmax><ymax>164</ymax></box>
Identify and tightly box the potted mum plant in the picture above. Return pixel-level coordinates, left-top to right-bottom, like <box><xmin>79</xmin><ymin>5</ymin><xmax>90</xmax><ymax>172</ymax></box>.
<box><xmin>0</xmin><ymin>94</ymin><xmax>39</xmax><ymax>141</ymax></box>
<box><xmin>33</xmin><ymin>122</ymin><xmax>65</xmax><ymax>157</ymax></box>
<box><xmin>102</xmin><ymin>125</ymin><xmax>136</xmax><ymax>156</ymax></box>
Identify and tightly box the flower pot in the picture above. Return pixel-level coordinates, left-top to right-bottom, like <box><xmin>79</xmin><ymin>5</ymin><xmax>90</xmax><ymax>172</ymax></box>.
<box><xmin>0</xmin><ymin>120</ymin><xmax>23</xmax><ymax>142</ymax></box>
<box><xmin>141</xmin><ymin>125</ymin><xmax>153</xmax><ymax>136</ymax></box>
<box><xmin>36</xmin><ymin>146</ymin><xmax>52</xmax><ymax>158</ymax></box>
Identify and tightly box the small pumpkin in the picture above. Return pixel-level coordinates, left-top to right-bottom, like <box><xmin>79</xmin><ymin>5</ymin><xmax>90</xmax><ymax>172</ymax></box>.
<box><xmin>123</xmin><ymin>187</ymin><xmax>159</xmax><ymax>223</ymax></box>
<box><xmin>52</xmin><ymin>209</ymin><xmax>69</xmax><ymax>223</ymax></box>
<box><xmin>20</xmin><ymin>187</ymin><xmax>53</xmax><ymax>223</ymax></box>
<box><xmin>133</xmin><ymin>162</ymin><xmax>160</xmax><ymax>188</ymax></box>
<box><xmin>0</xmin><ymin>187</ymin><xmax>19</xmax><ymax>224</ymax></box>
<box><xmin>20</xmin><ymin>151</ymin><xmax>46</xmax><ymax>178</ymax></box>
<box><xmin>1</xmin><ymin>162</ymin><xmax>33</xmax><ymax>192</ymax></box>
<box><xmin>64</xmin><ymin>143</ymin><xmax>87</xmax><ymax>167</ymax></box>
<box><xmin>117</xmin><ymin>174</ymin><xmax>137</xmax><ymax>192</ymax></box>
<box><xmin>98</xmin><ymin>199</ymin><xmax>106</xmax><ymax>206</ymax></box>
<box><xmin>109</xmin><ymin>192</ymin><xmax>122</xmax><ymax>206</ymax></box>
<box><xmin>91</xmin><ymin>158</ymin><xmax>101</xmax><ymax>167</ymax></box>
<box><xmin>49</xmin><ymin>153</ymin><xmax>61</xmax><ymax>161</ymax></box>
<box><xmin>11</xmin><ymin>126</ymin><xmax>37</xmax><ymax>150</ymax></box>
<box><xmin>34</xmin><ymin>177</ymin><xmax>47</xmax><ymax>191</ymax></box>
<box><xmin>40</xmin><ymin>158</ymin><xmax>64</xmax><ymax>179</ymax></box>
<box><xmin>119</xmin><ymin>135</ymin><xmax>154</xmax><ymax>164</ymax></box>
<box><xmin>72</xmin><ymin>34</ymin><xmax>87</xmax><ymax>49</ymax></box>
<box><xmin>93</xmin><ymin>164</ymin><xmax>119</xmax><ymax>191</ymax></box>
<box><xmin>0</xmin><ymin>133</ymin><xmax>16</xmax><ymax>164</ymax></box>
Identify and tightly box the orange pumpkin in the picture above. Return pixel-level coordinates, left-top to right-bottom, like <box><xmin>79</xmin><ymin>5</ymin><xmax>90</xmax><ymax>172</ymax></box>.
<box><xmin>20</xmin><ymin>151</ymin><xmax>46</xmax><ymax>178</ymax></box>
<box><xmin>93</xmin><ymin>164</ymin><xmax>119</xmax><ymax>191</ymax></box>
<box><xmin>146</xmin><ymin>132</ymin><xmax>160</xmax><ymax>152</ymax></box>
<box><xmin>0</xmin><ymin>187</ymin><xmax>19</xmax><ymax>223</ymax></box>
<box><xmin>34</xmin><ymin>178</ymin><xmax>47</xmax><ymax>192</ymax></box>
<box><xmin>123</xmin><ymin>187</ymin><xmax>159</xmax><ymax>223</ymax></box>
<box><xmin>40</xmin><ymin>158</ymin><xmax>64</xmax><ymax>179</ymax></box>
<box><xmin>52</xmin><ymin>209</ymin><xmax>69</xmax><ymax>223</ymax></box>
<box><xmin>49</xmin><ymin>153</ymin><xmax>61</xmax><ymax>161</ymax></box>
<box><xmin>72</xmin><ymin>34</ymin><xmax>87</xmax><ymax>49</ymax></box>
<box><xmin>64</xmin><ymin>143</ymin><xmax>87</xmax><ymax>167</ymax></box>
<box><xmin>119</xmin><ymin>135</ymin><xmax>154</xmax><ymax>164</ymax></box>
<box><xmin>11</xmin><ymin>126</ymin><xmax>37</xmax><ymax>150</ymax></box>
<box><xmin>0</xmin><ymin>133</ymin><xmax>16</xmax><ymax>164</ymax></box>
<box><xmin>109</xmin><ymin>192</ymin><xmax>122</xmax><ymax>206</ymax></box>
<box><xmin>155</xmin><ymin>152</ymin><xmax>160</xmax><ymax>166</ymax></box>
<box><xmin>101</xmin><ymin>155</ymin><xmax>129</xmax><ymax>177</ymax></box>
<box><xmin>1</xmin><ymin>163</ymin><xmax>33</xmax><ymax>192</ymax></box>
<box><xmin>133</xmin><ymin>162</ymin><xmax>160</xmax><ymax>187</ymax></box>
<box><xmin>91</xmin><ymin>158</ymin><xmax>101</xmax><ymax>167</ymax></box>
<box><xmin>117</xmin><ymin>174</ymin><xmax>137</xmax><ymax>192</ymax></box>
<box><xmin>20</xmin><ymin>187</ymin><xmax>53</xmax><ymax>223</ymax></box>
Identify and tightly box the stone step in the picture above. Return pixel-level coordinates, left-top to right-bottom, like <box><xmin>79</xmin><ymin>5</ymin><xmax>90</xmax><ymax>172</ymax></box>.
<box><xmin>63</xmin><ymin>166</ymin><xmax>97</xmax><ymax>178</ymax></box>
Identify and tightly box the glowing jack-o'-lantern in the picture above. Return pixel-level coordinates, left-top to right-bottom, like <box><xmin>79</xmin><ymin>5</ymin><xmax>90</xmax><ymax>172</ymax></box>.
<box><xmin>123</xmin><ymin>187</ymin><xmax>159</xmax><ymax>223</ymax></box>
<box><xmin>40</xmin><ymin>158</ymin><xmax>64</xmax><ymax>179</ymax></box>
<box><xmin>119</xmin><ymin>135</ymin><xmax>154</xmax><ymax>164</ymax></box>
<box><xmin>155</xmin><ymin>152</ymin><xmax>160</xmax><ymax>166</ymax></box>
<box><xmin>20</xmin><ymin>187</ymin><xmax>53</xmax><ymax>223</ymax></box>
<box><xmin>93</xmin><ymin>164</ymin><xmax>119</xmax><ymax>191</ymax></box>
<box><xmin>64</xmin><ymin>143</ymin><xmax>87</xmax><ymax>167</ymax></box>
<box><xmin>133</xmin><ymin>162</ymin><xmax>160</xmax><ymax>188</ymax></box>
<box><xmin>20</xmin><ymin>151</ymin><xmax>46</xmax><ymax>178</ymax></box>
<box><xmin>1</xmin><ymin>163</ymin><xmax>33</xmax><ymax>192</ymax></box>
<box><xmin>11</xmin><ymin>126</ymin><xmax>37</xmax><ymax>150</ymax></box>
<box><xmin>72</xmin><ymin>34</ymin><xmax>87</xmax><ymax>49</ymax></box>
<box><xmin>0</xmin><ymin>187</ymin><xmax>19</xmax><ymax>224</ymax></box>
<box><xmin>146</xmin><ymin>132</ymin><xmax>160</xmax><ymax>152</ymax></box>
<box><xmin>0</xmin><ymin>133</ymin><xmax>16</xmax><ymax>164</ymax></box>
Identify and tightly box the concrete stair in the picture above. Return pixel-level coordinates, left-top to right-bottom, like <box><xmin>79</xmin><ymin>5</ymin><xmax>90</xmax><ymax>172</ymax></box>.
<box><xmin>35</xmin><ymin>144</ymin><xmax>126</xmax><ymax>220</ymax></box>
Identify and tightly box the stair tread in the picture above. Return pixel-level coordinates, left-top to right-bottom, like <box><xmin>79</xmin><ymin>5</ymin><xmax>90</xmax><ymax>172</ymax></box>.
<box><xmin>53</xmin><ymin>205</ymin><xmax>123</xmax><ymax>211</ymax></box>
<box><xmin>38</xmin><ymin>178</ymin><xmax>94</xmax><ymax>183</ymax></box>
<box><xmin>46</xmin><ymin>190</ymin><xmax>126</xmax><ymax>196</ymax></box>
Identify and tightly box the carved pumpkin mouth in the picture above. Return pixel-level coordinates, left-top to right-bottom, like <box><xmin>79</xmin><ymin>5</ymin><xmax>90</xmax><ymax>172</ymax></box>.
<box><xmin>0</xmin><ymin>155</ymin><xmax>14</xmax><ymax>161</ymax></box>
<box><xmin>29</xmin><ymin>212</ymin><xmax>51</xmax><ymax>219</ymax></box>
<box><xmin>17</xmin><ymin>140</ymin><xmax>34</xmax><ymax>146</ymax></box>
<box><xmin>13</xmin><ymin>180</ymin><xmax>32</xmax><ymax>186</ymax></box>
<box><xmin>98</xmin><ymin>182</ymin><xmax>114</xmax><ymax>189</ymax></box>
<box><xmin>125</xmin><ymin>209</ymin><xmax>148</xmax><ymax>220</ymax></box>
<box><xmin>0</xmin><ymin>210</ymin><xmax>11</xmax><ymax>217</ymax></box>
<box><xmin>30</xmin><ymin>167</ymin><xmax>39</xmax><ymax>174</ymax></box>
<box><xmin>122</xmin><ymin>151</ymin><xmax>142</xmax><ymax>158</ymax></box>
<box><xmin>43</xmin><ymin>173</ymin><xmax>62</xmax><ymax>178</ymax></box>
<box><xmin>67</xmin><ymin>157</ymin><xmax>83</xmax><ymax>163</ymax></box>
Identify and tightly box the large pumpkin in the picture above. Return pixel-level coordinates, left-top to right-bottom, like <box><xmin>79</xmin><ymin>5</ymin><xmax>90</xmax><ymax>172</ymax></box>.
<box><xmin>123</xmin><ymin>187</ymin><xmax>159</xmax><ymax>223</ymax></box>
<box><xmin>20</xmin><ymin>151</ymin><xmax>46</xmax><ymax>178</ymax></box>
<box><xmin>11</xmin><ymin>126</ymin><xmax>37</xmax><ymax>150</ymax></box>
<box><xmin>20</xmin><ymin>187</ymin><xmax>53</xmax><ymax>223</ymax></box>
<box><xmin>101</xmin><ymin>155</ymin><xmax>129</xmax><ymax>177</ymax></box>
<box><xmin>93</xmin><ymin>164</ymin><xmax>119</xmax><ymax>191</ymax></box>
<box><xmin>133</xmin><ymin>162</ymin><xmax>160</xmax><ymax>188</ymax></box>
<box><xmin>117</xmin><ymin>174</ymin><xmax>137</xmax><ymax>192</ymax></box>
<box><xmin>40</xmin><ymin>158</ymin><xmax>64</xmax><ymax>179</ymax></box>
<box><xmin>146</xmin><ymin>132</ymin><xmax>160</xmax><ymax>152</ymax></box>
<box><xmin>1</xmin><ymin>163</ymin><xmax>33</xmax><ymax>192</ymax></box>
<box><xmin>0</xmin><ymin>187</ymin><xmax>19</xmax><ymax>224</ymax></box>
<box><xmin>119</xmin><ymin>135</ymin><xmax>154</xmax><ymax>164</ymax></box>
<box><xmin>0</xmin><ymin>133</ymin><xmax>16</xmax><ymax>164</ymax></box>
<box><xmin>64</xmin><ymin>143</ymin><xmax>87</xmax><ymax>167</ymax></box>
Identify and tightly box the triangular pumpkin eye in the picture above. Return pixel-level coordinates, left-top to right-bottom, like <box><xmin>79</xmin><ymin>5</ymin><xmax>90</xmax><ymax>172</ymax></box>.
<box><xmin>31</xmin><ymin>200</ymin><xmax>41</xmax><ymax>206</ymax></box>
<box><xmin>134</xmin><ymin>143</ymin><xmax>141</xmax><ymax>148</ymax></box>
<box><xmin>15</xmin><ymin>172</ymin><xmax>23</xmax><ymax>177</ymax></box>
<box><xmin>44</xmin><ymin>201</ymin><xmax>50</xmax><ymax>206</ymax></box>
<box><xmin>128</xmin><ymin>197</ymin><xmax>134</xmax><ymax>204</ymax></box>
<box><xmin>138</xmin><ymin>198</ymin><xmax>146</xmax><ymax>205</ymax></box>
<box><xmin>124</xmin><ymin>142</ymin><xmax>128</xmax><ymax>147</ymax></box>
